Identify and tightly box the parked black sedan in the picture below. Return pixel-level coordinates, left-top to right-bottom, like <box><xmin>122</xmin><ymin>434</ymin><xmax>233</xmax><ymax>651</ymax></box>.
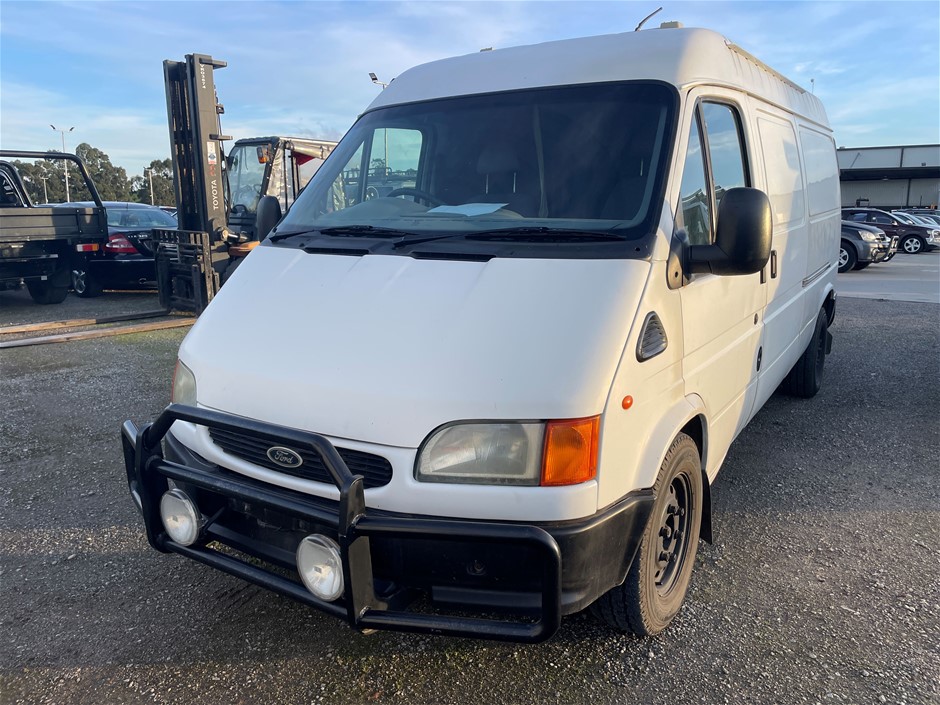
<box><xmin>60</xmin><ymin>201</ymin><xmax>177</xmax><ymax>297</ymax></box>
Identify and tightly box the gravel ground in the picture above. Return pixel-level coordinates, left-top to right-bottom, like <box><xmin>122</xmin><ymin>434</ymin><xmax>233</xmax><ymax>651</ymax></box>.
<box><xmin>0</xmin><ymin>297</ymin><xmax>937</xmax><ymax>705</ymax></box>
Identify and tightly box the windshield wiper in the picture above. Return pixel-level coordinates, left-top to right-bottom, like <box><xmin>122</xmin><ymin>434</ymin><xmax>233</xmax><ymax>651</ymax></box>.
<box><xmin>467</xmin><ymin>227</ymin><xmax>629</xmax><ymax>242</ymax></box>
<box><xmin>319</xmin><ymin>225</ymin><xmax>415</xmax><ymax>237</ymax></box>
<box><xmin>269</xmin><ymin>225</ymin><xmax>414</xmax><ymax>243</ymax></box>
<box><xmin>391</xmin><ymin>233</ymin><xmax>466</xmax><ymax>249</ymax></box>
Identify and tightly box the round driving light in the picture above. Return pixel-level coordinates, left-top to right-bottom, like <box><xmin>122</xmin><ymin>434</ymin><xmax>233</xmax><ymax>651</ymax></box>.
<box><xmin>159</xmin><ymin>489</ymin><xmax>202</xmax><ymax>546</ymax></box>
<box><xmin>296</xmin><ymin>534</ymin><xmax>344</xmax><ymax>602</ymax></box>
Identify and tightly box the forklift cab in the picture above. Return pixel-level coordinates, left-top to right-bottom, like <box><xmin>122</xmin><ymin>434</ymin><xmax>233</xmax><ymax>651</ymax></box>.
<box><xmin>227</xmin><ymin>137</ymin><xmax>336</xmax><ymax>240</ymax></box>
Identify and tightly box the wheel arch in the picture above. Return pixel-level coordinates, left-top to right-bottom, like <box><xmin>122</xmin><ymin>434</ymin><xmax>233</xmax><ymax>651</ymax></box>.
<box><xmin>636</xmin><ymin>396</ymin><xmax>713</xmax><ymax>544</ymax></box>
<box><xmin>678</xmin><ymin>413</ymin><xmax>712</xmax><ymax>544</ymax></box>
<box><xmin>823</xmin><ymin>286</ymin><xmax>836</xmax><ymax>326</ymax></box>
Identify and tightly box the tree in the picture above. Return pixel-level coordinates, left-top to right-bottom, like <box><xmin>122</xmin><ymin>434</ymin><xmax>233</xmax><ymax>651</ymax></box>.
<box><xmin>134</xmin><ymin>158</ymin><xmax>175</xmax><ymax>206</ymax></box>
<box><xmin>11</xmin><ymin>157</ymin><xmax>69</xmax><ymax>204</ymax></box>
<box><xmin>11</xmin><ymin>145</ymin><xmax>173</xmax><ymax>205</ymax></box>
<box><xmin>74</xmin><ymin>143</ymin><xmax>133</xmax><ymax>201</ymax></box>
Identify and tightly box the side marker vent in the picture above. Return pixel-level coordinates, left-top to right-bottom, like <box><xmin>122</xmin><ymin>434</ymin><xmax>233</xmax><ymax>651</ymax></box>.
<box><xmin>637</xmin><ymin>312</ymin><xmax>668</xmax><ymax>361</ymax></box>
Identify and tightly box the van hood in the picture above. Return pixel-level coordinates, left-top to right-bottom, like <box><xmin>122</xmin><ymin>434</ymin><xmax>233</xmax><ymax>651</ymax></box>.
<box><xmin>180</xmin><ymin>246</ymin><xmax>650</xmax><ymax>448</ymax></box>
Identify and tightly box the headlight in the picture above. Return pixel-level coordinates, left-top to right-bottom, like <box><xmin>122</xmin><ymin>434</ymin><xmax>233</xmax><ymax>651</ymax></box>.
<box><xmin>417</xmin><ymin>423</ymin><xmax>544</xmax><ymax>485</ymax></box>
<box><xmin>930</xmin><ymin>229</ymin><xmax>940</xmax><ymax>237</ymax></box>
<box><xmin>171</xmin><ymin>360</ymin><xmax>197</xmax><ymax>405</ymax></box>
<box><xmin>860</xmin><ymin>231</ymin><xmax>877</xmax><ymax>242</ymax></box>
<box><xmin>416</xmin><ymin>417</ymin><xmax>600</xmax><ymax>486</ymax></box>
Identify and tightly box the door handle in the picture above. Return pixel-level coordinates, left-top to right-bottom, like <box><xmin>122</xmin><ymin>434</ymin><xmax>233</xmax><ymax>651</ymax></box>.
<box><xmin>771</xmin><ymin>250</ymin><xmax>778</xmax><ymax>279</ymax></box>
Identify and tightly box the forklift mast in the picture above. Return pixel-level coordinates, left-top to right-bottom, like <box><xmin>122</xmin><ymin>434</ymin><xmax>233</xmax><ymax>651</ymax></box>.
<box><xmin>157</xmin><ymin>53</ymin><xmax>231</xmax><ymax>314</ymax></box>
<box><xmin>163</xmin><ymin>53</ymin><xmax>231</xmax><ymax>240</ymax></box>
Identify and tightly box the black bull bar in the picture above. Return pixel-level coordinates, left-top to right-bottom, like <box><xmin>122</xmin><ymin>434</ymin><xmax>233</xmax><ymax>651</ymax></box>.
<box><xmin>121</xmin><ymin>404</ymin><xmax>563</xmax><ymax>643</ymax></box>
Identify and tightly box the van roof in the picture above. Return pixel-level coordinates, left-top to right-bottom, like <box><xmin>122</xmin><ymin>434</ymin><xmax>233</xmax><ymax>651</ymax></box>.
<box><xmin>368</xmin><ymin>27</ymin><xmax>830</xmax><ymax>128</ymax></box>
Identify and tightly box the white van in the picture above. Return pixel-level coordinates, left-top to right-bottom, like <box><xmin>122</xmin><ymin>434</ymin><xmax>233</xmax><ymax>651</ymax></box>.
<box><xmin>123</xmin><ymin>25</ymin><xmax>839</xmax><ymax>643</ymax></box>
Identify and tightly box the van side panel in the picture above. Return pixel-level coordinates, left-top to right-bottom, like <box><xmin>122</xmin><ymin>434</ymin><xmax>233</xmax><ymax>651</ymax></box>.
<box><xmin>750</xmin><ymin>109</ymin><xmax>812</xmax><ymax>411</ymax></box>
<box><xmin>797</xmin><ymin>125</ymin><xmax>840</xmax><ymax>324</ymax></box>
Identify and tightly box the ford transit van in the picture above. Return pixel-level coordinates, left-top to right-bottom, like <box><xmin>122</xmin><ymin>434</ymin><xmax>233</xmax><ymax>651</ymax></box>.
<box><xmin>122</xmin><ymin>25</ymin><xmax>839</xmax><ymax>643</ymax></box>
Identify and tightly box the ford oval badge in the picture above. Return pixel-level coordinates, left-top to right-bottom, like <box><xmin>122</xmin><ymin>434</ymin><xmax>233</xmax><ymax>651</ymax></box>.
<box><xmin>266</xmin><ymin>446</ymin><xmax>303</xmax><ymax>468</ymax></box>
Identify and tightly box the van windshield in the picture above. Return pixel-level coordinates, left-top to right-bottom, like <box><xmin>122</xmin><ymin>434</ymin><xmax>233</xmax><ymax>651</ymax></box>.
<box><xmin>275</xmin><ymin>82</ymin><xmax>677</xmax><ymax>257</ymax></box>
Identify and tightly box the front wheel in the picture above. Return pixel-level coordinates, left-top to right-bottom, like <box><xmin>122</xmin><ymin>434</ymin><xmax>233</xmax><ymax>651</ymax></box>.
<box><xmin>838</xmin><ymin>242</ymin><xmax>857</xmax><ymax>273</ymax></box>
<box><xmin>591</xmin><ymin>433</ymin><xmax>703</xmax><ymax>636</ymax></box>
<box><xmin>901</xmin><ymin>235</ymin><xmax>925</xmax><ymax>254</ymax></box>
<box><xmin>852</xmin><ymin>261</ymin><xmax>871</xmax><ymax>271</ymax></box>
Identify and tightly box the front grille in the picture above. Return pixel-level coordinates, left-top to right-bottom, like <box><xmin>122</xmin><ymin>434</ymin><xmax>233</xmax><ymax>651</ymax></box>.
<box><xmin>208</xmin><ymin>427</ymin><xmax>393</xmax><ymax>489</ymax></box>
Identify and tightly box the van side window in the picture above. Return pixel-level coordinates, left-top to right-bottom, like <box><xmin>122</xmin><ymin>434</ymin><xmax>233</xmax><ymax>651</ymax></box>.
<box><xmin>701</xmin><ymin>103</ymin><xmax>749</xmax><ymax>213</ymax></box>
<box><xmin>678</xmin><ymin>117</ymin><xmax>712</xmax><ymax>246</ymax></box>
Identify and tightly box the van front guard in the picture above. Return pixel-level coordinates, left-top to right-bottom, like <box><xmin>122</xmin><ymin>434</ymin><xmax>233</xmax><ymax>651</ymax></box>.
<box><xmin>121</xmin><ymin>404</ymin><xmax>563</xmax><ymax>643</ymax></box>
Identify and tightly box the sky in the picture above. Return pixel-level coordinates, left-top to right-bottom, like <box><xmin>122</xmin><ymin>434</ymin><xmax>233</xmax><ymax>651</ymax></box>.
<box><xmin>2</xmin><ymin>1</ymin><xmax>938</xmax><ymax>177</ymax></box>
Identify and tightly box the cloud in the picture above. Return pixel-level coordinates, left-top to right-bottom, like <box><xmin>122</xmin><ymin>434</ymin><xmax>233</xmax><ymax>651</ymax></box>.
<box><xmin>2</xmin><ymin>0</ymin><xmax>938</xmax><ymax>176</ymax></box>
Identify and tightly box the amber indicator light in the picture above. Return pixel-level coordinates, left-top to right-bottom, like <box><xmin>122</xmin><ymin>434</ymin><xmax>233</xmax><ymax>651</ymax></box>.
<box><xmin>622</xmin><ymin>395</ymin><xmax>634</xmax><ymax>409</ymax></box>
<box><xmin>541</xmin><ymin>416</ymin><xmax>600</xmax><ymax>486</ymax></box>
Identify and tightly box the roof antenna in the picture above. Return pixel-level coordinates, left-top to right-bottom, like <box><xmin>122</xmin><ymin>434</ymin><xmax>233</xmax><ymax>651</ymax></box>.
<box><xmin>635</xmin><ymin>7</ymin><xmax>663</xmax><ymax>31</ymax></box>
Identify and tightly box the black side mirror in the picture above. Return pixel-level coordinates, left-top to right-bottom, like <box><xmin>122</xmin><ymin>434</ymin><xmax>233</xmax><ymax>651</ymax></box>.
<box><xmin>256</xmin><ymin>195</ymin><xmax>282</xmax><ymax>240</ymax></box>
<box><xmin>689</xmin><ymin>187</ymin><xmax>772</xmax><ymax>276</ymax></box>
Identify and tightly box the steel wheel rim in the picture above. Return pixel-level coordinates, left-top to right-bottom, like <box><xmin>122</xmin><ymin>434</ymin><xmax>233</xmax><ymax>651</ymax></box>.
<box><xmin>654</xmin><ymin>474</ymin><xmax>692</xmax><ymax>596</ymax></box>
<box><xmin>838</xmin><ymin>249</ymin><xmax>849</xmax><ymax>267</ymax></box>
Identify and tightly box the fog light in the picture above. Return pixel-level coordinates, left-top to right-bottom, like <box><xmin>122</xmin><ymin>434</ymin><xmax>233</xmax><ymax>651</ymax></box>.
<box><xmin>159</xmin><ymin>489</ymin><xmax>202</xmax><ymax>546</ymax></box>
<box><xmin>296</xmin><ymin>534</ymin><xmax>344</xmax><ymax>601</ymax></box>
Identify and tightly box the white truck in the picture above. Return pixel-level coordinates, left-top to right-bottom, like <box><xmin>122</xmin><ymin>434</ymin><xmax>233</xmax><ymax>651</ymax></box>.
<box><xmin>123</xmin><ymin>25</ymin><xmax>839</xmax><ymax>642</ymax></box>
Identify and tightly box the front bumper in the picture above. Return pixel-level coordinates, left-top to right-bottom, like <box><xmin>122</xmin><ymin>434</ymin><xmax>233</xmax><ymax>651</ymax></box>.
<box><xmin>859</xmin><ymin>240</ymin><xmax>890</xmax><ymax>263</ymax></box>
<box><xmin>121</xmin><ymin>404</ymin><xmax>653</xmax><ymax>643</ymax></box>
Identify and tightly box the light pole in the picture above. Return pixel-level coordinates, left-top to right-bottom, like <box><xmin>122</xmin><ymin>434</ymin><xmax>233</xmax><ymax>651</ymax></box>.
<box><xmin>50</xmin><ymin>125</ymin><xmax>74</xmax><ymax>202</ymax></box>
<box><xmin>144</xmin><ymin>167</ymin><xmax>155</xmax><ymax>205</ymax></box>
<box><xmin>40</xmin><ymin>175</ymin><xmax>49</xmax><ymax>203</ymax></box>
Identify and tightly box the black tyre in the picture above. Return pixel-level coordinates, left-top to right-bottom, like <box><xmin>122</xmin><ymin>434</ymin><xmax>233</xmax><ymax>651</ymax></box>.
<box><xmin>71</xmin><ymin>266</ymin><xmax>103</xmax><ymax>298</ymax></box>
<box><xmin>901</xmin><ymin>235</ymin><xmax>925</xmax><ymax>254</ymax></box>
<box><xmin>852</xmin><ymin>261</ymin><xmax>871</xmax><ymax>271</ymax></box>
<box><xmin>837</xmin><ymin>242</ymin><xmax>857</xmax><ymax>273</ymax></box>
<box><xmin>784</xmin><ymin>310</ymin><xmax>828</xmax><ymax>398</ymax></box>
<box><xmin>26</xmin><ymin>279</ymin><xmax>69</xmax><ymax>305</ymax></box>
<box><xmin>591</xmin><ymin>433</ymin><xmax>703</xmax><ymax>636</ymax></box>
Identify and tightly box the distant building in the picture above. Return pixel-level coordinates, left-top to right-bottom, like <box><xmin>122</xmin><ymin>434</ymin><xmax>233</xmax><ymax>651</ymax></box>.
<box><xmin>838</xmin><ymin>144</ymin><xmax>939</xmax><ymax>209</ymax></box>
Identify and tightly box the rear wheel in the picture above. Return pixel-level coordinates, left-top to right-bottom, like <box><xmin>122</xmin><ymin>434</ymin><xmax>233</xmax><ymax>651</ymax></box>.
<box><xmin>591</xmin><ymin>433</ymin><xmax>703</xmax><ymax>636</ymax></box>
<box><xmin>785</xmin><ymin>310</ymin><xmax>828</xmax><ymax>398</ymax></box>
<box><xmin>837</xmin><ymin>242</ymin><xmax>857</xmax><ymax>273</ymax></box>
<box><xmin>71</xmin><ymin>266</ymin><xmax>103</xmax><ymax>298</ymax></box>
<box><xmin>26</xmin><ymin>279</ymin><xmax>69</xmax><ymax>304</ymax></box>
<box><xmin>901</xmin><ymin>235</ymin><xmax>925</xmax><ymax>254</ymax></box>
